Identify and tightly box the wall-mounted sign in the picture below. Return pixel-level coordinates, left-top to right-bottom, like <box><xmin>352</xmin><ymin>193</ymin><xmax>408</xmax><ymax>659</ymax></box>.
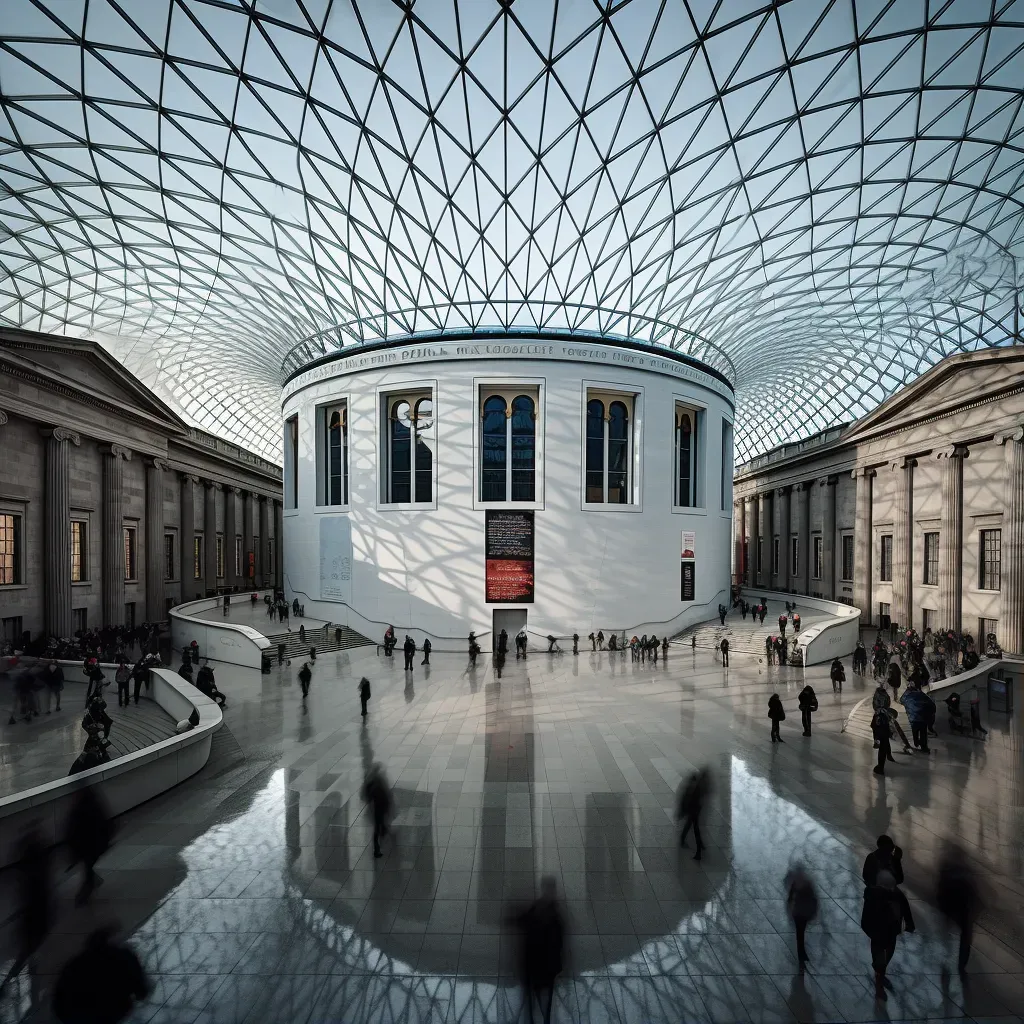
<box><xmin>320</xmin><ymin>516</ymin><xmax>353</xmax><ymax>603</ymax></box>
<box><xmin>681</xmin><ymin>529</ymin><xmax>696</xmax><ymax>601</ymax></box>
<box><xmin>485</xmin><ymin>510</ymin><xmax>534</xmax><ymax>603</ymax></box>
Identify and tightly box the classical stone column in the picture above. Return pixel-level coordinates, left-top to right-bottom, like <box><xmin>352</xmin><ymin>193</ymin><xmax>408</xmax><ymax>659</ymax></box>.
<box><xmin>179</xmin><ymin>473</ymin><xmax>196</xmax><ymax>601</ymax></box>
<box><xmin>777</xmin><ymin>486</ymin><xmax>791</xmax><ymax>590</ymax></box>
<box><xmin>734</xmin><ymin>500</ymin><xmax>746</xmax><ymax>582</ymax></box>
<box><xmin>820</xmin><ymin>475</ymin><xmax>838</xmax><ymax>601</ymax></box>
<box><xmin>224</xmin><ymin>486</ymin><xmax>238</xmax><ymax>591</ymax></box>
<box><xmin>793</xmin><ymin>482</ymin><xmax>811</xmax><ymax>594</ymax></box>
<box><xmin>274</xmin><ymin>498</ymin><xmax>284</xmax><ymax>588</ymax></box>
<box><xmin>892</xmin><ymin>456</ymin><xmax>917</xmax><ymax>630</ymax></box>
<box><xmin>204</xmin><ymin>480</ymin><xmax>218</xmax><ymax>593</ymax></box>
<box><xmin>101</xmin><ymin>445</ymin><xmax>131</xmax><ymax>626</ymax></box>
<box><xmin>762</xmin><ymin>489</ymin><xmax>774</xmax><ymax>584</ymax></box>
<box><xmin>242</xmin><ymin>490</ymin><xmax>254</xmax><ymax>589</ymax></box>
<box><xmin>853</xmin><ymin>467</ymin><xmax>876</xmax><ymax>625</ymax></box>
<box><xmin>41</xmin><ymin>427</ymin><xmax>80</xmax><ymax>638</ymax></box>
<box><xmin>145</xmin><ymin>459</ymin><xmax>168</xmax><ymax>622</ymax></box>
<box><xmin>937</xmin><ymin>445</ymin><xmax>969</xmax><ymax>631</ymax></box>
<box><xmin>258</xmin><ymin>495</ymin><xmax>270</xmax><ymax>588</ymax></box>
<box><xmin>999</xmin><ymin>428</ymin><xmax>1024</xmax><ymax>654</ymax></box>
<box><xmin>747</xmin><ymin>494</ymin><xmax>759</xmax><ymax>587</ymax></box>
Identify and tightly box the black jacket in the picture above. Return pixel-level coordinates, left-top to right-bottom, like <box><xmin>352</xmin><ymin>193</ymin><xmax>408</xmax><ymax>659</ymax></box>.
<box><xmin>861</xmin><ymin>884</ymin><xmax>914</xmax><ymax>941</ymax></box>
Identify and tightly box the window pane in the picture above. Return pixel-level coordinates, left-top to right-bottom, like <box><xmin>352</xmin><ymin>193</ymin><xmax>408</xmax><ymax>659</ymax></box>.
<box><xmin>327</xmin><ymin>407</ymin><xmax>346</xmax><ymax>506</ymax></box>
<box><xmin>414</xmin><ymin>398</ymin><xmax>433</xmax><ymax>503</ymax></box>
<box><xmin>124</xmin><ymin>527</ymin><xmax>136</xmax><ymax>580</ymax></box>
<box><xmin>677</xmin><ymin>412</ymin><xmax>692</xmax><ymax>506</ymax></box>
<box><xmin>510</xmin><ymin>395</ymin><xmax>535</xmax><ymax>501</ymax></box>
<box><xmin>165</xmin><ymin>534</ymin><xmax>175</xmax><ymax>580</ymax></box>
<box><xmin>481</xmin><ymin>395</ymin><xmax>508</xmax><ymax>501</ymax></box>
<box><xmin>71</xmin><ymin>521</ymin><xmax>83</xmax><ymax>582</ymax></box>
<box><xmin>607</xmin><ymin>401</ymin><xmax>629</xmax><ymax>504</ymax></box>
<box><xmin>880</xmin><ymin>535</ymin><xmax>893</xmax><ymax>581</ymax></box>
<box><xmin>0</xmin><ymin>514</ymin><xmax>19</xmax><ymax>585</ymax></box>
<box><xmin>981</xmin><ymin>529</ymin><xmax>1001</xmax><ymax>590</ymax></box>
<box><xmin>924</xmin><ymin>532</ymin><xmax>939</xmax><ymax>586</ymax></box>
<box><xmin>586</xmin><ymin>399</ymin><xmax>604</xmax><ymax>502</ymax></box>
<box><xmin>390</xmin><ymin>400</ymin><xmax>412</xmax><ymax>503</ymax></box>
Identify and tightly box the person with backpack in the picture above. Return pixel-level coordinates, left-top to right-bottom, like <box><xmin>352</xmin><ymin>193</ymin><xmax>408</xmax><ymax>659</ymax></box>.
<box><xmin>784</xmin><ymin>864</ymin><xmax>818</xmax><ymax>971</ymax></box>
<box><xmin>768</xmin><ymin>694</ymin><xmax>786</xmax><ymax>742</ymax></box>
<box><xmin>830</xmin><ymin>657</ymin><xmax>846</xmax><ymax>694</ymax></box>
<box><xmin>798</xmin><ymin>685</ymin><xmax>818</xmax><ymax>736</ymax></box>
<box><xmin>861</xmin><ymin>869</ymin><xmax>914</xmax><ymax>1000</ymax></box>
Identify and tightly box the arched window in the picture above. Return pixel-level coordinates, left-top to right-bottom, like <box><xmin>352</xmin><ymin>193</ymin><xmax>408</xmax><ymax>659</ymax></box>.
<box><xmin>325</xmin><ymin>405</ymin><xmax>347</xmax><ymax>506</ymax></box>
<box><xmin>479</xmin><ymin>387</ymin><xmax>539</xmax><ymax>502</ymax></box>
<box><xmin>585</xmin><ymin>399</ymin><xmax>605</xmax><ymax>502</ymax></box>
<box><xmin>585</xmin><ymin>391</ymin><xmax>635</xmax><ymax>504</ymax></box>
<box><xmin>481</xmin><ymin>395</ymin><xmax>507</xmax><ymax>501</ymax></box>
<box><xmin>675</xmin><ymin>403</ymin><xmax>700</xmax><ymax>507</ymax></box>
<box><xmin>385</xmin><ymin>391</ymin><xmax>434</xmax><ymax>504</ymax></box>
<box><xmin>510</xmin><ymin>395</ymin><xmax>536</xmax><ymax>501</ymax></box>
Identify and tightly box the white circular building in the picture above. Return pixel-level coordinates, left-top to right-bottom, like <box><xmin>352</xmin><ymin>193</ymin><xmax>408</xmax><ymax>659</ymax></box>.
<box><xmin>281</xmin><ymin>334</ymin><xmax>733</xmax><ymax>645</ymax></box>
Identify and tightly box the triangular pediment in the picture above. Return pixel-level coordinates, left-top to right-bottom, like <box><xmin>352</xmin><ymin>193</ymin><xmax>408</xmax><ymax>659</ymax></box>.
<box><xmin>845</xmin><ymin>347</ymin><xmax>1024</xmax><ymax>442</ymax></box>
<box><xmin>0</xmin><ymin>329</ymin><xmax>186</xmax><ymax>433</ymax></box>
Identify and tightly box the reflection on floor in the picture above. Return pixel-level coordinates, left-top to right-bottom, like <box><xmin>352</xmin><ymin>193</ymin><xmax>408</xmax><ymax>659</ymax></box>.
<box><xmin>1</xmin><ymin>616</ymin><xmax>1022</xmax><ymax>1023</ymax></box>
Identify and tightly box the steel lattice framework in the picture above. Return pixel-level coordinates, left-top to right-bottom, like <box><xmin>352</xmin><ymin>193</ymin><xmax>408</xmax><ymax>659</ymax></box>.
<box><xmin>0</xmin><ymin>0</ymin><xmax>1022</xmax><ymax>461</ymax></box>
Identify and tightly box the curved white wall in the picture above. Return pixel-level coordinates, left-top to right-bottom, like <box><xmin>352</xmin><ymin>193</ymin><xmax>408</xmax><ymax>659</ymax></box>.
<box><xmin>282</xmin><ymin>337</ymin><xmax>734</xmax><ymax>640</ymax></box>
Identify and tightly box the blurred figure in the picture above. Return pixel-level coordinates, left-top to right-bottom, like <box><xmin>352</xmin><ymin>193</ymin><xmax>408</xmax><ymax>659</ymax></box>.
<box><xmin>52</xmin><ymin>924</ymin><xmax>150</xmax><ymax>1024</ymax></box>
<box><xmin>403</xmin><ymin>635</ymin><xmax>416</xmax><ymax>671</ymax></box>
<box><xmin>871</xmin><ymin>708</ymin><xmax>893</xmax><ymax>775</ymax></box>
<box><xmin>65</xmin><ymin>784</ymin><xmax>115</xmax><ymax>905</ymax></box>
<box><xmin>719</xmin><ymin>637</ymin><xmax>729</xmax><ymax>667</ymax></box>
<box><xmin>797</xmin><ymin>685</ymin><xmax>818</xmax><ymax>736</ymax></box>
<box><xmin>863</xmin><ymin>834</ymin><xmax>904</xmax><ymax>886</ymax></box>
<box><xmin>361</xmin><ymin>762</ymin><xmax>393</xmax><ymax>859</ymax></box>
<box><xmin>359</xmin><ymin>676</ymin><xmax>371</xmax><ymax>717</ymax></box>
<box><xmin>784</xmin><ymin>864</ymin><xmax>818</xmax><ymax>971</ymax></box>
<box><xmin>936</xmin><ymin>842</ymin><xmax>982</xmax><ymax>976</ymax></box>
<box><xmin>45</xmin><ymin>658</ymin><xmax>65</xmax><ymax>712</ymax></box>
<box><xmin>0</xmin><ymin>823</ymin><xmax>53</xmax><ymax>997</ymax></box>
<box><xmin>768</xmin><ymin>693</ymin><xmax>786</xmax><ymax>742</ymax></box>
<box><xmin>861</xmin><ymin>869</ymin><xmax>914</xmax><ymax>1000</ymax></box>
<box><xmin>676</xmin><ymin>767</ymin><xmax>710</xmax><ymax>861</ymax></box>
<box><xmin>830</xmin><ymin>657</ymin><xmax>846</xmax><ymax>694</ymax></box>
<box><xmin>468</xmin><ymin>633</ymin><xmax>480</xmax><ymax>665</ymax></box>
<box><xmin>421</xmin><ymin>638</ymin><xmax>431</xmax><ymax>665</ymax></box>
<box><xmin>114</xmin><ymin>661</ymin><xmax>131</xmax><ymax>707</ymax></box>
<box><xmin>509</xmin><ymin>876</ymin><xmax>565</xmax><ymax>1024</ymax></box>
<box><xmin>298</xmin><ymin>661</ymin><xmax>312</xmax><ymax>700</ymax></box>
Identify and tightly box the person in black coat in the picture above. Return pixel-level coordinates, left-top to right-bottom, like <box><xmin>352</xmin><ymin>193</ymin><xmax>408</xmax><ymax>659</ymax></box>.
<box><xmin>421</xmin><ymin>638</ymin><xmax>431</xmax><ymax>665</ymax></box>
<box><xmin>676</xmin><ymin>768</ymin><xmax>709</xmax><ymax>860</ymax></box>
<box><xmin>798</xmin><ymin>686</ymin><xmax>818</xmax><ymax>736</ymax></box>
<box><xmin>468</xmin><ymin>633</ymin><xmax>480</xmax><ymax>665</ymax></box>
<box><xmin>498</xmin><ymin>629</ymin><xmax>509</xmax><ymax>655</ymax></box>
<box><xmin>887</xmin><ymin>661</ymin><xmax>902</xmax><ymax>701</ymax></box>
<box><xmin>0</xmin><ymin>825</ymin><xmax>53</xmax><ymax>997</ymax></box>
<box><xmin>936</xmin><ymin>842</ymin><xmax>982</xmax><ymax>975</ymax></box>
<box><xmin>358</xmin><ymin>676</ymin><xmax>371</xmax><ymax>717</ymax></box>
<box><xmin>53</xmin><ymin>925</ymin><xmax>150</xmax><ymax>1024</ymax></box>
<box><xmin>719</xmin><ymin>637</ymin><xmax>729</xmax><ymax>667</ymax></box>
<box><xmin>785</xmin><ymin>864</ymin><xmax>818</xmax><ymax>971</ymax></box>
<box><xmin>298</xmin><ymin>662</ymin><xmax>312</xmax><ymax>700</ymax></box>
<box><xmin>861</xmin><ymin>870</ymin><xmax>914</xmax><ymax>1000</ymax></box>
<box><xmin>362</xmin><ymin>763</ymin><xmax>393</xmax><ymax>859</ymax></box>
<box><xmin>572</xmin><ymin>634</ymin><xmax>579</xmax><ymax>655</ymax></box>
<box><xmin>66</xmin><ymin>784</ymin><xmax>114</xmax><ymax>906</ymax></box>
<box><xmin>509</xmin><ymin>876</ymin><xmax>565</xmax><ymax>1024</ymax></box>
<box><xmin>768</xmin><ymin>694</ymin><xmax>786</xmax><ymax>742</ymax></box>
<box><xmin>830</xmin><ymin>658</ymin><xmax>846</xmax><ymax>694</ymax></box>
<box><xmin>863</xmin><ymin>835</ymin><xmax>904</xmax><ymax>886</ymax></box>
<box><xmin>871</xmin><ymin>710</ymin><xmax>894</xmax><ymax>775</ymax></box>
<box><xmin>403</xmin><ymin>635</ymin><xmax>416</xmax><ymax>671</ymax></box>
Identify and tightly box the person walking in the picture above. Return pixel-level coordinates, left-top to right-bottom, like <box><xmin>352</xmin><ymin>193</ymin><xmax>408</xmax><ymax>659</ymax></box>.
<box><xmin>863</xmin><ymin>835</ymin><xmax>904</xmax><ymax>886</ymax></box>
<box><xmin>792</xmin><ymin>612</ymin><xmax>801</xmax><ymax>633</ymax></box>
<box><xmin>778</xmin><ymin>613</ymin><xmax>788</xmax><ymax>636</ymax></box>
<box><xmin>114</xmin><ymin>661</ymin><xmax>131</xmax><ymax>708</ymax></box>
<box><xmin>403</xmin><ymin>635</ymin><xmax>416</xmax><ymax>671</ymax></box>
<box><xmin>899</xmin><ymin>684</ymin><xmax>934</xmax><ymax>753</ymax></box>
<box><xmin>65</xmin><ymin>784</ymin><xmax>114</xmax><ymax>906</ymax></box>
<box><xmin>676</xmin><ymin>768</ymin><xmax>709</xmax><ymax>861</ymax></box>
<box><xmin>0</xmin><ymin>825</ymin><xmax>53</xmax><ymax>998</ymax></box>
<box><xmin>509</xmin><ymin>876</ymin><xmax>565</xmax><ymax>1024</ymax></box>
<box><xmin>784</xmin><ymin>864</ymin><xmax>818</xmax><ymax>972</ymax></box>
<box><xmin>798</xmin><ymin>685</ymin><xmax>818</xmax><ymax>736</ymax></box>
<box><xmin>52</xmin><ymin>925</ymin><xmax>150</xmax><ymax>1024</ymax></box>
<box><xmin>853</xmin><ymin>640</ymin><xmax>868</xmax><ymax>675</ymax></box>
<box><xmin>358</xmin><ymin>676</ymin><xmax>371</xmax><ymax>717</ymax></box>
<box><xmin>768</xmin><ymin>694</ymin><xmax>786</xmax><ymax>742</ymax></box>
<box><xmin>765</xmin><ymin>634</ymin><xmax>775</xmax><ymax>665</ymax></box>
<box><xmin>759</xmin><ymin>604</ymin><xmax>766</xmax><ymax>625</ymax></box>
<box><xmin>871</xmin><ymin>709</ymin><xmax>893</xmax><ymax>775</ymax></box>
<box><xmin>861</xmin><ymin>869</ymin><xmax>914</xmax><ymax>1000</ymax></box>
<box><xmin>421</xmin><ymin>638</ymin><xmax>431</xmax><ymax>665</ymax></box>
<box><xmin>720</xmin><ymin>637</ymin><xmax>729</xmax><ymax>667</ymax></box>
<box><xmin>361</xmin><ymin>763</ymin><xmax>393</xmax><ymax>859</ymax></box>
<box><xmin>468</xmin><ymin>633</ymin><xmax>480</xmax><ymax>666</ymax></box>
<box><xmin>298</xmin><ymin>661</ymin><xmax>312</xmax><ymax>700</ymax></box>
<box><xmin>830</xmin><ymin>657</ymin><xmax>846</xmax><ymax>694</ymax></box>
<box><xmin>936</xmin><ymin>842</ymin><xmax>982</xmax><ymax>977</ymax></box>
<box><xmin>44</xmin><ymin>658</ymin><xmax>64</xmax><ymax>712</ymax></box>
<box><xmin>887</xmin><ymin>661</ymin><xmax>902</xmax><ymax>702</ymax></box>
<box><xmin>719</xmin><ymin>604</ymin><xmax>727</xmax><ymax>626</ymax></box>
<box><xmin>572</xmin><ymin>633</ymin><xmax>579</xmax><ymax>655</ymax></box>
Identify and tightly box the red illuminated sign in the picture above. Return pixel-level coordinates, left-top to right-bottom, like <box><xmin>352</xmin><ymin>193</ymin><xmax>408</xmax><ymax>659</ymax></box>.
<box><xmin>485</xmin><ymin>511</ymin><xmax>534</xmax><ymax>603</ymax></box>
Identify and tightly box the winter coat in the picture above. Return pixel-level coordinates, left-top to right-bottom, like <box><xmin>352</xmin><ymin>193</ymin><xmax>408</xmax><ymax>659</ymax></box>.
<box><xmin>298</xmin><ymin>664</ymin><xmax>312</xmax><ymax>687</ymax></box>
<box><xmin>798</xmin><ymin>688</ymin><xmax>818</xmax><ymax>712</ymax></box>
<box><xmin>871</xmin><ymin>688</ymin><xmax>891</xmax><ymax>713</ymax></box>
<box><xmin>359</xmin><ymin>679</ymin><xmax>371</xmax><ymax>700</ymax></box>
<box><xmin>886</xmin><ymin>663</ymin><xmax>902</xmax><ymax>688</ymax></box>
<box><xmin>45</xmin><ymin>664</ymin><xmax>65</xmax><ymax>690</ymax></box>
<box><xmin>899</xmin><ymin>687</ymin><xmax>933</xmax><ymax>725</ymax></box>
<box><xmin>863</xmin><ymin>847</ymin><xmax>904</xmax><ymax>887</ymax></box>
<box><xmin>768</xmin><ymin>697</ymin><xmax>786</xmax><ymax>722</ymax></box>
<box><xmin>861</xmin><ymin>884</ymin><xmax>914</xmax><ymax>942</ymax></box>
<box><xmin>830</xmin><ymin>661</ymin><xmax>846</xmax><ymax>683</ymax></box>
<box><xmin>870</xmin><ymin>710</ymin><xmax>892</xmax><ymax>743</ymax></box>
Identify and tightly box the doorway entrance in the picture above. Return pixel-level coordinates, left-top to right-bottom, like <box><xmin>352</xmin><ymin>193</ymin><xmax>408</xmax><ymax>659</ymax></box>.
<box><xmin>492</xmin><ymin>608</ymin><xmax>527</xmax><ymax>648</ymax></box>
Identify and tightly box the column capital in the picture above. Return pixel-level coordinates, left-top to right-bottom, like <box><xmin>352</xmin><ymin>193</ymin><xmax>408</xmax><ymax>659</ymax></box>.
<box><xmin>891</xmin><ymin>456</ymin><xmax>917</xmax><ymax>472</ymax></box>
<box><xmin>852</xmin><ymin>466</ymin><xmax>877</xmax><ymax>480</ymax></box>
<box><xmin>0</xmin><ymin>409</ymin><xmax>7</xmax><ymax>426</ymax></box>
<box><xmin>101</xmin><ymin>443</ymin><xmax>132</xmax><ymax>461</ymax></box>
<box><xmin>998</xmin><ymin>425</ymin><xmax>1024</xmax><ymax>446</ymax></box>
<box><xmin>794</xmin><ymin>480</ymin><xmax>814</xmax><ymax>493</ymax></box>
<box><xmin>202</xmin><ymin>477</ymin><xmax>219</xmax><ymax>491</ymax></box>
<box><xmin>146</xmin><ymin>457</ymin><xmax>170</xmax><ymax>472</ymax></box>
<box><xmin>775</xmin><ymin>485</ymin><xmax>791</xmax><ymax>497</ymax></box>
<box><xmin>225</xmin><ymin>485</ymin><xmax>242</xmax><ymax>495</ymax></box>
<box><xmin>818</xmin><ymin>474</ymin><xmax>839</xmax><ymax>487</ymax></box>
<box><xmin>179</xmin><ymin>471</ymin><xmax>199</xmax><ymax>484</ymax></box>
<box><xmin>40</xmin><ymin>426</ymin><xmax>81</xmax><ymax>446</ymax></box>
<box><xmin>935</xmin><ymin>444</ymin><xmax>970</xmax><ymax>461</ymax></box>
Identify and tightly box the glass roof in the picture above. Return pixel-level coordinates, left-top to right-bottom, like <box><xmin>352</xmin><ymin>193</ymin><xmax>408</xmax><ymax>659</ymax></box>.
<box><xmin>1</xmin><ymin>0</ymin><xmax>1021</xmax><ymax>461</ymax></box>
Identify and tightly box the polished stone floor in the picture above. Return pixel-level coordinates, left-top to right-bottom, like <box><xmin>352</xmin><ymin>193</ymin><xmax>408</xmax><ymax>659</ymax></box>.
<box><xmin>1</xmin><ymin>614</ymin><xmax>1022</xmax><ymax>1023</ymax></box>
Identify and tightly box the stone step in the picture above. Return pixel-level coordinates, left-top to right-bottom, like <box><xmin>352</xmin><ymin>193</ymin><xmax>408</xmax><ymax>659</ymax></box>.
<box><xmin>263</xmin><ymin>624</ymin><xmax>373</xmax><ymax>659</ymax></box>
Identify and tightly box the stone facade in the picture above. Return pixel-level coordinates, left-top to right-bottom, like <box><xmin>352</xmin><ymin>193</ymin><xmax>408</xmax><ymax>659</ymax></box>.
<box><xmin>733</xmin><ymin>348</ymin><xmax>1024</xmax><ymax>654</ymax></box>
<box><xmin>0</xmin><ymin>328</ymin><xmax>282</xmax><ymax>642</ymax></box>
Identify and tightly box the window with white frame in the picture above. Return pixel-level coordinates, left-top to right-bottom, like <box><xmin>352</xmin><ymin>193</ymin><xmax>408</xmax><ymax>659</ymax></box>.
<box><xmin>480</xmin><ymin>386</ymin><xmax>538</xmax><ymax>502</ymax></box>
<box><xmin>383</xmin><ymin>390</ymin><xmax>434</xmax><ymax>504</ymax></box>
<box><xmin>71</xmin><ymin>519</ymin><xmax>88</xmax><ymax>582</ymax></box>
<box><xmin>585</xmin><ymin>390</ymin><xmax>634</xmax><ymax>505</ymax></box>
<box><xmin>317</xmin><ymin>402</ymin><xmax>348</xmax><ymax>506</ymax></box>
<box><xmin>674</xmin><ymin>403</ymin><xmax>702</xmax><ymax>507</ymax></box>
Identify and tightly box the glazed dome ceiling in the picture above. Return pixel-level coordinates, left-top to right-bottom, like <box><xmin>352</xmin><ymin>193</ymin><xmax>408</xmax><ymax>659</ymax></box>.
<box><xmin>1</xmin><ymin>0</ymin><xmax>1022</xmax><ymax>461</ymax></box>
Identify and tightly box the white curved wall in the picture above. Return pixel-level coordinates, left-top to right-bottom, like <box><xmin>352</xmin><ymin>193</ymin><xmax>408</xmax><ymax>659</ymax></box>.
<box><xmin>282</xmin><ymin>338</ymin><xmax>734</xmax><ymax>640</ymax></box>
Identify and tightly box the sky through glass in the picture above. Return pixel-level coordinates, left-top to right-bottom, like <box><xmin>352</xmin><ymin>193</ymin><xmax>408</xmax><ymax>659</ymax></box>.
<box><xmin>0</xmin><ymin>0</ymin><xmax>1021</xmax><ymax>460</ymax></box>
